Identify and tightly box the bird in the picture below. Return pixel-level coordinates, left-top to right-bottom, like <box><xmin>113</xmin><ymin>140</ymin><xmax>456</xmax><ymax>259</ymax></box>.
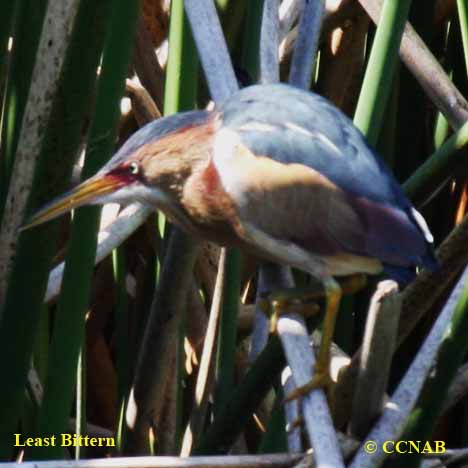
<box><xmin>24</xmin><ymin>83</ymin><xmax>437</xmax><ymax>390</ymax></box>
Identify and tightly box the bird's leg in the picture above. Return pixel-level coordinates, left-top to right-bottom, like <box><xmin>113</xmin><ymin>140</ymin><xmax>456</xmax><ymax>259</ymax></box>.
<box><xmin>316</xmin><ymin>275</ymin><xmax>367</xmax><ymax>379</ymax></box>
<box><xmin>260</xmin><ymin>291</ymin><xmax>321</xmax><ymax>334</ymax></box>
<box><xmin>261</xmin><ymin>274</ymin><xmax>366</xmax><ymax>334</ymax></box>
<box><xmin>261</xmin><ymin>274</ymin><xmax>366</xmax><ymax>401</ymax></box>
<box><xmin>287</xmin><ymin>277</ymin><xmax>342</xmax><ymax>401</ymax></box>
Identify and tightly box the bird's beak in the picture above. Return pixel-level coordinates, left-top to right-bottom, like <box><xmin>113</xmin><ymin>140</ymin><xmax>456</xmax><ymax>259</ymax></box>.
<box><xmin>21</xmin><ymin>174</ymin><xmax>122</xmax><ymax>231</ymax></box>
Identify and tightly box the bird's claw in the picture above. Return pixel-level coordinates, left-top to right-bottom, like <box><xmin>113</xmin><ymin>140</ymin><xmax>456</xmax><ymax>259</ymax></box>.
<box><xmin>285</xmin><ymin>364</ymin><xmax>335</xmax><ymax>408</ymax></box>
<box><xmin>260</xmin><ymin>292</ymin><xmax>321</xmax><ymax>333</ymax></box>
<box><xmin>285</xmin><ymin>416</ymin><xmax>304</xmax><ymax>433</ymax></box>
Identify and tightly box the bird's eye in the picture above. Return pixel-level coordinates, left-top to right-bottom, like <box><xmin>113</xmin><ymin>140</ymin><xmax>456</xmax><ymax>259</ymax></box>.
<box><xmin>129</xmin><ymin>162</ymin><xmax>139</xmax><ymax>175</ymax></box>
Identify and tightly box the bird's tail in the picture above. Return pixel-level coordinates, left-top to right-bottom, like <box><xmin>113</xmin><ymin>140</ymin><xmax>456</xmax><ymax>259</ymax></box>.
<box><xmin>420</xmin><ymin>247</ymin><xmax>439</xmax><ymax>272</ymax></box>
<box><xmin>383</xmin><ymin>248</ymin><xmax>439</xmax><ymax>288</ymax></box>
<box><xmin>383</xmin><ymin>264</ymin><xmax>417</xmax><ymax>287</ymax></box>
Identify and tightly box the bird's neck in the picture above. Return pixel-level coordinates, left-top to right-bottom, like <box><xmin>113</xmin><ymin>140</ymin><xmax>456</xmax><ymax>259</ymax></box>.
<box><xmin>141</xmin><ymin>117</ymin><xmax>218</xmax><ymax>201</ymax></box>
<box><xmin>133</xmin><ymin>117</ymin><xmax>221</xmax><ymax>236</ymax></box>
<box><xmin>180</xmin><ymin>154</ymin><xmax>241</xmax><ymax>245</ymax></box>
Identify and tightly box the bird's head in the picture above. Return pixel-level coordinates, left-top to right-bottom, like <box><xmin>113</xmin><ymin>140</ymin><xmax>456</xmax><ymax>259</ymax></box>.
<box><xmin>22</xmin><ymin>110</ymin><xmax>216</xmax><ymax>230</ymax></box>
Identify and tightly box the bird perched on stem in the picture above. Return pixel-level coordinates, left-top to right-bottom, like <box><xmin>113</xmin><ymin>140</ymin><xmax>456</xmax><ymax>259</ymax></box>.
<box><xmin>24</xmin><ymin>83</ymin><xmax>437</xmax><ymax>391</ymax></box>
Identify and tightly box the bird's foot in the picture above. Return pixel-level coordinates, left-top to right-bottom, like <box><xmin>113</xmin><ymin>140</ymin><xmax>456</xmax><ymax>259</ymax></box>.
<box><xmin>285</xmin><ymin>361</ymin><xmax>335</xmax><ymax>408</ymax></box>
<box><xmin>286</xmin><ymin>416</ymin><xmax>303</xmax><ymax>433</ymax></box>
<box><xmin>259</xmin><ymin>274</ymin><xmax>367</xmax><ymax>408</ymax></box>
<box><xmin>259</xmin><ymin>273</ymin><xmax>366</xmax><ymax>333</ymax></box>
<box><xmin>259</xmin><ymin>289</ymin><xmax>322</xmax><ymax>334</ymax></box>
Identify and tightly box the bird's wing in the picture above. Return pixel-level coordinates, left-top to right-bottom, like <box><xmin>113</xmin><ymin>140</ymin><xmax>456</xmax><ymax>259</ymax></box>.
<box><xmin>217</xmin><ymin>84</ymin><xmax>434</xmax><ymax>267</ymax></box>
<box><xmin>219</xmin><ymin>84</ymin><xmax>403</xmax><ymax>207</ymax></box>
<box><xmin>213</xmin><ymin>136</ymin><xmax>427</xmax><ymax>269</ymax></box>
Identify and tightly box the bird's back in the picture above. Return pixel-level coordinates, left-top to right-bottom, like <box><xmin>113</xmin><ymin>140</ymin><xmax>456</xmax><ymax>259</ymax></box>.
<box><xmin>221</xmin><ymin>84</ymin><xmax>404</xmax><ymax>206</ymax></box>
<box><xmin>217</xmin><ymin>84</ymin><xmax>437</xmax><ymax>276</ymax></box>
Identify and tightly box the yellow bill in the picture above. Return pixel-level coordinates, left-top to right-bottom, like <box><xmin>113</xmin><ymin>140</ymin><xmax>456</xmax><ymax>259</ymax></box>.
<box><xmin>21</xmin><ymin>175</ymin><xmax>122</xmax><ymax>231</ymax></box>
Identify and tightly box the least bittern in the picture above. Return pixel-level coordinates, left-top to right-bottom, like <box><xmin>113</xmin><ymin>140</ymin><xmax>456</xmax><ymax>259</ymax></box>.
<box><xmin>24</xmin><ymin>83</ymin><xmax>437</xmax><ymax>392</ymax></box>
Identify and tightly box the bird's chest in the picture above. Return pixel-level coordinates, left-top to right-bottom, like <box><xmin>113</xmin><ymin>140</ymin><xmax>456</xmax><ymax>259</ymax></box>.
<box><xmin>181</xmin><ymin>161</ymin><xmax>241</xmax><ymax>246</ymax></box>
